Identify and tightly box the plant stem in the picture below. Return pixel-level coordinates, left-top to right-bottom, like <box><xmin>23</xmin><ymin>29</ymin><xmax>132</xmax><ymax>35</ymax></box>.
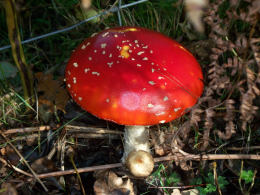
<box><xmin>4</xmin><ymin>0</ymin><xmax>35</xmax><ymax>105</ymax></box>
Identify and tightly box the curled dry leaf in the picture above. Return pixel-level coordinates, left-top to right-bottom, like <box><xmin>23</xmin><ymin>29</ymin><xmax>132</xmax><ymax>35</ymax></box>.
<box><xmin>94</xmin><ymin>170</ymin><xmax>134</xmax><ymax>195</ymax></box>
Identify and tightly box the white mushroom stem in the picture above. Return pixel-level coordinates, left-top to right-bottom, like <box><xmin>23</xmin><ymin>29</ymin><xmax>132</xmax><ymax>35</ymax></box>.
<box><xmin>121</xmin><ymin>125</ymin><xmax>150</xmax><ymax>163</ymax></box>
<box><xmin>122</xmin><ymin>125</ymin><xmax>154</xmax><ymax>177</ymax></box>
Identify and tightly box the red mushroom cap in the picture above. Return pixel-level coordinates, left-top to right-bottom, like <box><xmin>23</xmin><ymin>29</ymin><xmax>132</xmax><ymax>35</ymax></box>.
<box><xmin>65</xmin><ymin>26</ymin><xmax>204</xmax><ymax>125</ymax></box>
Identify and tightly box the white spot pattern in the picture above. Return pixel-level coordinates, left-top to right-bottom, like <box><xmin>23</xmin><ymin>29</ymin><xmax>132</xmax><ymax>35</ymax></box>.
<box><xmin>147</xmin><ymin>103</ymin><xmax>154</xmax><ymax>108</ymax></box>
<box><xmin>148</xmin><ymin>81</ymin><xmax>155</xmax><ymax>85</ymax></box>
<box><xmin>155</xmin><ymin>111</ymin><xmax>165</xmax><ymax>116</ymax></box>
<box><xmin>81</xmin><ymin>45</ymin><xmax>86</xmax><ymax>49</ymax></box>
<box><xmin>101</xmin><ymin>43</ymin><xmax>107</xmax><ymax>48</ymax></box>
<box><xmin>107</xmin><ymin>62</ymin><xmax>113</xmax><ymax>67</ymax></box>
<box><xmin>102</xmin><ymin>32</ymin><xmax>109</xmax><ymax>37</ymax></box>
<box><xmin>174</xmin><ymin>107</ymin><xmax>181</xmax><ymax>112</ymax></box>
<box><xmin>137</xmin><ymin>51</ymin><xmax>145</xmax><ymax>55</ymax></box>
<box><xmin>84</xmin><ymin>68</ymin><xmax>90</xmax><ymax>73</ymax></box>
<box><xmin>92</xmin><ymin>72</ymin><xmax>100</xmax><ymax>76</ymax></box>
<box><xmin>163</xmin><ymin>96</ymin><xmax>169</xmax><ymax>101</ymax></box>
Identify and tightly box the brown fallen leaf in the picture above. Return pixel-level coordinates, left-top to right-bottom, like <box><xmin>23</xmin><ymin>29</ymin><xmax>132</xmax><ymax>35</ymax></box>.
<box><xmin>94</xmin><ymin>170</ymin><xmax>135</xmax><ymax>195</ymax></box>
<box><xmin>36</xmin><ymin>72</ymin><xmax>69</xmax><ymax>113</ymax></box>
<box><xmin>31</xmin><ymin>157</ymin><xmax>56</xmax><ymax>174</ymax></box>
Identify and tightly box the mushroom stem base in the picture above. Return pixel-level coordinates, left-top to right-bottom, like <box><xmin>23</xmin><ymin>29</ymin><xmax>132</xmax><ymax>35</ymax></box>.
<box><xmin>122</xmin><ymin>125</ymin><xmax>150</xmax><ymax>163</ymax></box>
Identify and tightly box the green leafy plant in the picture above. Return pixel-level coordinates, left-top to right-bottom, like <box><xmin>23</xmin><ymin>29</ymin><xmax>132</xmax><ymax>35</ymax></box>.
<box><xmin>191</xmin><ymin>172</ymin><xmax>229</xmax><ymax>195</ymax></box>
<box><xmin>146</xmin><ymin>164</ymin><xmax>181</xmax><ymax>195</ymax></box>
<box><xmin>240</xmin><ymin>170</ymin><xmax>254</xmax><ymax>184</ymax></box>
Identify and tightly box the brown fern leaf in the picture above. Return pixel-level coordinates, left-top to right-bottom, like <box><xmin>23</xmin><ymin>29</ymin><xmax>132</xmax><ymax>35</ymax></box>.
<box><xmin>250</xmin><ymin>38</ymin><xmax>260</xmax><ymax>67</ymax></box>
<box><xmin>224</xmin><ymin>57</ymin><xmax>242</xmax><ymax>76</ymax></box>
<box><xmin>214</xmin><ymin>99</ymin><xmax>236</xmax><ymax>139</ymax></box>
<box><xmin>200</xmin><ymin>108</ymin><xmax>215</xmax><ymax>151</ymax></box>
<box><xmin>190</xmin><ymin>106</ymin><xmax>204</xmax><ymax>127</ymax></box>
<box><xmin>240</xmin><ymin>89</ymin><xmax>259</xmax><ymax>131</ymax></box>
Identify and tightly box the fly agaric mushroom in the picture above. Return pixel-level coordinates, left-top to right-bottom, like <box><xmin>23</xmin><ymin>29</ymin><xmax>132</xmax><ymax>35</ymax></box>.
<box><xmin>65</xmin><ymin>26</ymin><xmax>204</xmax><ymax>177</ymax></box>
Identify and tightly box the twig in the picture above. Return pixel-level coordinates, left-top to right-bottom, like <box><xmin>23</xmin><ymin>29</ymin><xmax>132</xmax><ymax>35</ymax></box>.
<box><xmin>154</xmin><ymin>154</ymin><xmax>260</xmax><ymax>162</ymax></box>
<box><xmin>0</xmin><ymin>158</ymin><xmax>32</xmax><ymax>177</ymax></box>
<box><xmin>0</xmin><ymin>131</ymin><xmax>48</xmax><ymax>192</ymax></box>
<box><xmin>226</xmin><ymin>146</ymin><xmax>260</xmax><ymax>151</ymax></box>
<box><xmin>30</xmin><ymin>163</ymin><xmax>122</xmax><ymax>179</ymax></box>
<box><xmin>68</xmin><ymin>133</ymin><xmax>120</xmax><ymax>139</ymax></box>
<box><xmin>3</xmin><ymin>126</ymin><xmax>51</xmax><ymax>134</ymax></box>
<box><xmin>2</xmin><ymin>125</ymin><xmax>123</xmax><ymax>136</ymax></box>
<box><xmin>65</xmin><ymin>125</ymin><xmax>123</xmax><ymax>135</ymax></box>
<box><xmin>148</xmin><ymin>184</ymin><xmax>206</xmax><ymax>189</ymax></box>
<box><xmin>27</xmin><ymin>153</ymin><xmax>260</xmax><ymax>179</ymax></box>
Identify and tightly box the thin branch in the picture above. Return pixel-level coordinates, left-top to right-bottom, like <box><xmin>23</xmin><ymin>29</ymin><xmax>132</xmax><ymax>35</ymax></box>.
<box><xmin>26</xmin><ymin>153</ymin><xmax>260</xmax><ymax>180</ymax></box>
<box><xmin>31</xmin><ymin>163</ymin><xmax>122</xmax><ymax>179</ymax></box>
<box><xmin>0</xmin><ymin>158</ymin><xmax>32</xmax><ymax>177</ymax></box>
<box><xmin>2</xmin><ymin>125</ymin><xmax>123</xmax><ymax>136</ymax></box>
<box><xmin>155</xmin><ymin>154</ymin><xmax>260</xmax><ymax>162</ymax></box>
<box><xmin>65</xmin><ymin>125</ymin><xmax>123</xmax><ymax>135</ymax></box>
<box><xmin>3</xmin><ymin>126</ymin><xmax>51</xmax><ymax>134</ymax></box>
<box><xmin>226</xmin><ymin>146</ymin><xmax>260</xmax><ymax>151</ymax></box>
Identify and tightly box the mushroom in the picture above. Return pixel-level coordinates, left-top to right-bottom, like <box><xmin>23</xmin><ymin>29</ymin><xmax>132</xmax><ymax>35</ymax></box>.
<box><xmin>65</xmin><ymin>26</ymin><xmax>204</xmax><ymax>177</ymax></box>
